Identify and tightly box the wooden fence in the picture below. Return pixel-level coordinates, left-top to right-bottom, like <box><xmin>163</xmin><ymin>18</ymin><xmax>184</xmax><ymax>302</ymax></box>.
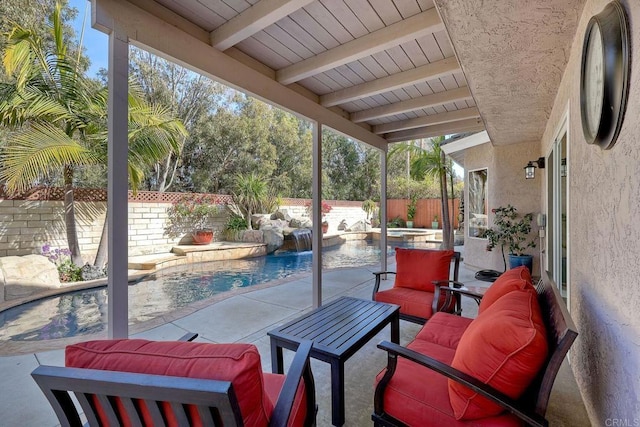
<box><xmin>387</xmin><ymin>198</ymin><xmax>460</xmax><ymax>229</ymax></box>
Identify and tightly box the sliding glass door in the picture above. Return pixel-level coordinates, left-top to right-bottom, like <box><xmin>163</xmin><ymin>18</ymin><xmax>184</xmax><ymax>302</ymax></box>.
<box><xmin>547</xmin><ymin>126</ymin><xmax>568</xmax><ymax>302</ymax></box>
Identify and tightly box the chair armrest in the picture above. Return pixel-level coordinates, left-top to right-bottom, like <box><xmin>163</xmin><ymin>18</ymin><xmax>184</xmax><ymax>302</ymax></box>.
<box><xmin>375</xmin><ymin>341</ymin><xmax>548</xmax><ymax>427</ymax></box>
<box><xmin>178</xmin><ymin>332</ymin><xmax>199</xmax><ymax>342</ymax></box>
<box><xmin>434</xmin><ymin>281</ymin><xmax>484</xmax><ymax>306</ymax></box>
<box><xmin>372</xmin><ymin>271</ymin><xmax>396</xmax><ymax>299</ymax></box>
<box><xmin>270</xmin><ymin>340</ymin><xmax>315</xmax><ymax>427</ymax></box>
<box><xmin>432</xmin><ymin>280</ymin><xmax>466</xmax><ymax>315</ymax></box>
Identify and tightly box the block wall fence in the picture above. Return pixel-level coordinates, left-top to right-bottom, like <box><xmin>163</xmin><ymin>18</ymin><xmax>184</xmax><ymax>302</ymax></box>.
<box><xmin>0</xmin><ymin>189</ymin><xmax>456</xmax><ymax>261</ymax></box>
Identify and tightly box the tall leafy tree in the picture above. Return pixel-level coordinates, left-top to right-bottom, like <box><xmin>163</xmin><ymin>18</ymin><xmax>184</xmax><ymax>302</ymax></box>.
<box><xmin>0</xmin><ymin>3</ymin><xmax>187</xmax><ymax>266</ymax></box>
<box><xmin>322</xmin><ymin>131</ymin><xmax>361</xmax><ymax>200</ymax></box>
<box><xmin>129</xmin><ymin>48</ymin><xmax>221</xmax><ymax>191</ymax></box>
<box><xmin>269</xmin><ymin>110</ymin><xmax>312</xmax><ymax>198</ymax></box>
<box><xmin>184</xmin><ymin>93</ymin><xmax>276</xmax><ymax>193</ymax></box>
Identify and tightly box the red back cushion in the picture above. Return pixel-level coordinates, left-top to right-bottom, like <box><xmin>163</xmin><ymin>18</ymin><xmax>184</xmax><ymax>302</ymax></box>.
<box><xmin>66</xmin><ymin>339</ymin><xmax>272</xmax><ymax>427</ymax></box>
<box><xmin>448</xmin><ymin>289</ymin><xmax>548</xmax><ymax>420</ymax></box>
<box><xmin>394</xmin><ymin>248</ymin><xmax>454</xmax><ymax>292</ymax></box>
<box><xmin>478</xmin><ymin>266</ymin><xmax>534</xmax><ymax>314</ymax></box>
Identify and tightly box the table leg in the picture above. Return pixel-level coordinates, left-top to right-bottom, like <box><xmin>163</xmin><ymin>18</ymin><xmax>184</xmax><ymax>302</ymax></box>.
<box><xmin>330</xmin><ymin>359</ymin><xmax>345</xmax><ymax>426</ymax></box>
<box><xmin>390</xmin><ymin>312</ymin><xmax>400</xmax><ymax>344</ymax></box>
<box><xmin>270</xmin><ymin>339</ymin><xmax>284</xmax><ymax>374</ymax></box>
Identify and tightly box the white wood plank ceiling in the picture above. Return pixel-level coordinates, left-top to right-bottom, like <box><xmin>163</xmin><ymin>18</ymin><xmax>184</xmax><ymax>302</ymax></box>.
<box><xmin>136</xmin><ymin>0</ymin><xmax>485</xmax><ymax>145</ymax></box>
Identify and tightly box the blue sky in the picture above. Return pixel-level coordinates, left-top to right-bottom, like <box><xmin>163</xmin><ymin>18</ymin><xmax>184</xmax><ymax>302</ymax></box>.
<box><xmin>69</xmin><ymin>0</ymin><xmax>108</xmax><ymax>78</ymax></box>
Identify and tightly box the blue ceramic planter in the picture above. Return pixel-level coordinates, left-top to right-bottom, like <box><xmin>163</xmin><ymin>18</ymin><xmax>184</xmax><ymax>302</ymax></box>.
<box><xmin>509</xmin><ymin>254</ymin><xmax>533</xmax><ymax>274</ymax></box>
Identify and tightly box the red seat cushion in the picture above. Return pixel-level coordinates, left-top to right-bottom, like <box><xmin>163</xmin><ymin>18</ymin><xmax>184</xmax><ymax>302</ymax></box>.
<box><xmin>449</xmin><ymin>289</ymin><xmax>548</xmax><ymax>420</ymax></box>
<box><xmin>415</xmin><ymin>312</ymin><xmax>473</xmax><ymax>349</ymax></box>
<box><xmin>375</xmin><ymin>339</ymin><xmax>522</xmax><ymax>426</ymax></box>
<box><xmin>66</xmin><ymin>339</ymin><xmax>273</xmax><ymax>427</ymax></box>
<box><xmin>394</xmin><ymin>248</ymin><xmax>454</xmax><ymax>292</ymax></box>
<box><xmin>263</xmin><ymin>373</ymin><xmax>308</xmax><ymax>427</ymax></box>
<box><xmin>478</xmin><ymin>266</ymin><xmax>534</xmax><ymax>314</ymax></box>
<box><xmin>375</xmin><ymin>287</ymin><xmax>455</xmax><ymax>320</ymax></box>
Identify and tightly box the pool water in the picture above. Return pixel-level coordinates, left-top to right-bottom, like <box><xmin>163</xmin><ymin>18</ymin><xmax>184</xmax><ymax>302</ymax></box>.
<box><xmin>0</xmin><ymin>240</ymin><xmax>436</xmax><ymax>342</ymax></box>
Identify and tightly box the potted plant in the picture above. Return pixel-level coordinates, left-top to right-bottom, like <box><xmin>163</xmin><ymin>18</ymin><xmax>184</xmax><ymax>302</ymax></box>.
<box><xmin>406</xmin><ymin>196</ymin><xmax>417</xmax><ymax>228</ymax></box>
<box><xmin>305</xmin><ymin>201</ymin><xmax>333</xmax><ymax>233</ymax></box>
<box><xmin>164</xmin><ymin>195</ymin><xmax>220</xmax><ymax>245</ymax></box>
<box><xmin>432</xmin><ymin>214</ymin><xmax>439</xmax><ymax>229</ymax></box>
<box><xmin>484</xmin><ymin>205</ymin><xmax>537</xmax><ymax>273</ymax></box>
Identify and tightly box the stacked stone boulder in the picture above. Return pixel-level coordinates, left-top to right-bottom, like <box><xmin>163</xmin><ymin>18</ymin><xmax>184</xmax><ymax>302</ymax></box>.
<box><xmin>233</xmin><ymin>209</ymin><xmax>314</xmax><ymax>254</ymax></box>
<box><xmin>0</xmin><ymin>254</ymin><xmax>61</xmax><ymax>302</ymax></box>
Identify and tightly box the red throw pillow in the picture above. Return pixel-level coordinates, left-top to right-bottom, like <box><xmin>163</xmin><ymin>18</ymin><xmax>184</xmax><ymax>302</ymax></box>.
<box><xmin>478</xmin><ymin>266</ymin><xmax>534</xmax><ymax>314</ymax></box>
<box><xmin>394</xmin><ymin>248</ymin><xmax>454</xmax><ymax>292</ymax></box>
<box><xmin>448</xmin><ymin>289</ymin><xmax>548</xmax><ymax>420</ymax></box>
<box><xmin>66</xmin><ymin>339</ymin><xmax>272</xmax><ymax>427</ymax></box>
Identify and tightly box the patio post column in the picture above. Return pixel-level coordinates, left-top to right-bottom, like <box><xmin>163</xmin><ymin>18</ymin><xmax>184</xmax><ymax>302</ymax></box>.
<box><xmin>107</xmin><ymin>29</ymin><xmax>129</xmax><ymax>339</ymax></box>
<box><xmin>312</xmin><ymin>121</ymin><xmax>323</xmax><ymax>308</ymax></box>
<box><xmin>380</xmin><ymin>146</ymin><xmax>388</xmax><ymax>273</ymax></box>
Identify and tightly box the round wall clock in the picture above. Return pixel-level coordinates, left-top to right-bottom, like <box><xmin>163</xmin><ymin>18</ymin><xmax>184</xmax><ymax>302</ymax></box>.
<box><xmin>580</xmin><ymin>1</ymin><xmax>630</xmax><ymax>150</ymax></box>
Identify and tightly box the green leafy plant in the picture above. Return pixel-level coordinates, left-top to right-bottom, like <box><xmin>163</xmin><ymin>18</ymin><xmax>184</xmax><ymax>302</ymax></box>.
<box><xmin>485</xmin><ymin>205</ymin><xmax>537</xmax><ymax>267</ymax></box>
<box><xmin>362</xmin><ymin>199</ymin><xmax>377</xmax><ymax>219</ymax></box>
<box><xmin>229</xmin><ymin>173</ymin><xmax>278</xmax><ymax>230</ymax></box>
<box><xmin>387</xmin><ymin>216</ymin><xmax>406</xmax><ymax>228</ymax></box>
<box><xmin>225</xmin><ymin>214</ymin><xmax>248</xmax><ymax>231</ymax></box>
<box><xmin>223</xmin><ymin>213</ymin><xmax>248</xmax><ymax>240</ymax></box>
<box><xmin>41</xmin><ymin>244</ymin><xmax>82</xmax><ymax>282</ymax></box>
<box><xmin>164</xmin><ymin>195</ymin><xmax>220</xmax><ymax>238</ymax></box>
<box><xmin>407</xmin><ymin>195</ymin><xmax>417</xmax><ymax>221</ymax></box>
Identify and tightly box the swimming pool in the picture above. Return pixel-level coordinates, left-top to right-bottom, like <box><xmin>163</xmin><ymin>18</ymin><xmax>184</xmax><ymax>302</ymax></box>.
<box><xmin>0</xmin><ymin>240</ymin><xmax>436</xmax><ymax>342</ymax></box>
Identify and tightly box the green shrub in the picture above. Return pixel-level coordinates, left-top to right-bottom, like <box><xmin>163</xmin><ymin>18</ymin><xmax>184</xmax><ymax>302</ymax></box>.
<box><xmin>387</xmin><ymin>216</ymin><xmax>406</xmax><ymax>228</ymax></box>
<box><xmin>41</xmin><ymin>244</ymin><xmax>83</xmax><ymax>282</ymax></box>
<box><xmin>225</xmin><ymin>214</ymin><xmax>248</xmax><ymax>231</ymax></box>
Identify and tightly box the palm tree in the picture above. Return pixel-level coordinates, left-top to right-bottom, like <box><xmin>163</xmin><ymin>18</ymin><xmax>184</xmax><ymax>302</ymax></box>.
<box><xmin>0</xmin><ymin>3</ymin><xmax>187</xmax><ymax>266</ymax></box>
<box><xmin>389</xmin><ymin>136</ymin><xmax>454</xmax><ymax>249</ymax></box>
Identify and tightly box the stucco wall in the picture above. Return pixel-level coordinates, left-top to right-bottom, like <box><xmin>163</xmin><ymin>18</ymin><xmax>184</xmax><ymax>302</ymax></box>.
<box><xmin>463</xmin><ymin>142</ymin><xmax>543</xmax><ymax>274</ymax></box>
<box><xmin>539</xmin><ymin>0</ymin><xmax>640</xmax><ymax>422</ymax></box>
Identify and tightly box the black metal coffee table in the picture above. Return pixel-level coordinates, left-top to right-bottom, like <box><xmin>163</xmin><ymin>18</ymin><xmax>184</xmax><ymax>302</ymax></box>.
<box><xmin>268</xmin><ymin>296</ymin><xmax>400</xmax><ymax>426</ymax></box>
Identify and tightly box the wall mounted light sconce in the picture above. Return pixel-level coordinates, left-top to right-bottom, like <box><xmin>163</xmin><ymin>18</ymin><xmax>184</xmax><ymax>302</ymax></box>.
<box><xmin>524</xmin><ymin>157</ymin><xmax>545</xmax><ymax>179</ymax></box>
<box><xmin>561</xmin><ymin>158</ymin><xmax>567</xmax><ymax>177</ymax></box>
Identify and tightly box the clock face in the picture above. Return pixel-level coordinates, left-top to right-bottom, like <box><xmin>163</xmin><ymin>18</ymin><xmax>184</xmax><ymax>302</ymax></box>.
<box><xmin>583</xmin><ymin>23</ymin><xmax>604</xmax><ymax>139</ymax></box>
<box><xmin>579</xmin><ymin>1</ymin><xmax>630</xmax><ymax>150</ymax></box>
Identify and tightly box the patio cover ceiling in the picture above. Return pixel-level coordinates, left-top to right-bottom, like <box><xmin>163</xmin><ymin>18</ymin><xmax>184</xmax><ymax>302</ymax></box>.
<box><xmin>92</xmin><ymin>0</ymin><xmax>583</xmax><ymax>147</ymax></box>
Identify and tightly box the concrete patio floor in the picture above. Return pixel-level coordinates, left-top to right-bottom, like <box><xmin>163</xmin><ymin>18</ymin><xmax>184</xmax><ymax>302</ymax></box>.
<box><xmin>0</xmin><ymin>257</ymin><xmax>591</xmax><ymax>426</ymax></box>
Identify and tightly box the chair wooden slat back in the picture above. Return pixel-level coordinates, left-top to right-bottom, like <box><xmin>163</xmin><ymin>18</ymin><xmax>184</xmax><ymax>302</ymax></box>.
<box><xmin>527</xmin><ymin>272</ymin><xmax>578</xmax><ymax>417</ymax></box>
<box><xmin>32</xmin><ymin>365</ymin><xmax>243</xmax><ymax>427</ymax></box>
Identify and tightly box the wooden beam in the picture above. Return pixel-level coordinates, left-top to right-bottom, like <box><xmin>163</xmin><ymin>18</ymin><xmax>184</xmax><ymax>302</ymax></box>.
<box><xmin>210</xmin><ymin>0</ymin><xmax>315</xmax><ymax>50</ymax></box>
<box><xmin>441</xmin><ymin>130</ymin><xmax>490</xmax><ymax>155</ymax></box>
<box><xmin>384</xmin><ymin>118</ymin><xmax>485</xmax><ymax>143</ymax></box>
<box><xmin>320</xmin><ymin>57</ymin><xmax>459</xmax><ymax>107</ymax></box>
<box><xmin>276</xmin><ymin>9</ymin><xmax>443</xmax><ymax>85</ymax></box>
<box><xmin>351</xmin><ymin>86</ymin><xmax>472</xmax><ymax>123</ymax></box>
<box><xmin>93</xmin><ymin>0</ymin><xmax>388</xmax><ymax>150</ymax></box>
<box><xmin>374</xmin><ymin>107</ymin><xmax>480</xmax><ymax>134</ymax></box>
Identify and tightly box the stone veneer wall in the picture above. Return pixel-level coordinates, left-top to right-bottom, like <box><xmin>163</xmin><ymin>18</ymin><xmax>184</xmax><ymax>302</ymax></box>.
<box><xmin>0</xmin><ymin>199</ymin><xmax>370</xmax><ymax>261</ymax></box>
<box><xmin>536</xmin><ymin>0</ymin><xmax>640</xmax><ymax>422</ymax></box>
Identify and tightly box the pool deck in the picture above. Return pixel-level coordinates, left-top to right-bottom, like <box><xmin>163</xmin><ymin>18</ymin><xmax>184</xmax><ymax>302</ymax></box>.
<box><xmin>0</xmin><ymin>249</ymin><xmax>591</xmax><ymax>426</ymax></box>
